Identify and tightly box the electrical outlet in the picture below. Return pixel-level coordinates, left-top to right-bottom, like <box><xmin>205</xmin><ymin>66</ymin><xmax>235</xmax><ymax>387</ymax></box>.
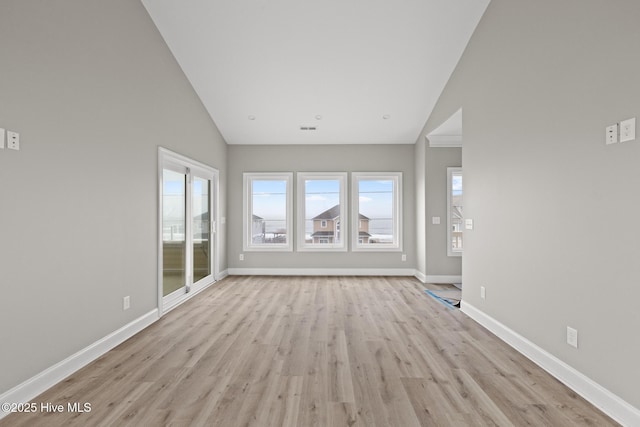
<box><xmin>0</xmin><ymin>128</ymin><xmax>5</xmax><ymax>149</ymax></box>
<box><xmin>123</xmin><ymin>296</ymin><xmax>130</xmax><ymax>311</ymax></box>
<box><xmin>7</xmin><ymin>131</ymin><xmax>19</xmax><ymax>150</ymax></box>
<box><xmin>567</xmin><ymin>326</ymin><xmax>578</xmax><ymax>348</ymax></box>
<box><xmin>480</xmin><ymin>286</ymin><xmax>486</xmax><ymax>299</ymax></box>
<box><xmin>401</xmin><ymin>254</ymin><xmax>407</xmax><ymax>262</ymax></box>
<box><xmin>239</xmin><ymin>253</ymin><xmax>244</xmax><ymax>261</ymax></box>
<box><xmin>606</xmin><ymin>124</ymin><xmax>619</xmax><ymax>144</ymax></box>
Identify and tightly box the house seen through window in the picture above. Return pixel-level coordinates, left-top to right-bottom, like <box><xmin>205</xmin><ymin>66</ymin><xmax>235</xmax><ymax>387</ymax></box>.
<box><xmin>297</xmin><ymin>173</ymin><xmax>347</xmax><ymax>251</ymax></box>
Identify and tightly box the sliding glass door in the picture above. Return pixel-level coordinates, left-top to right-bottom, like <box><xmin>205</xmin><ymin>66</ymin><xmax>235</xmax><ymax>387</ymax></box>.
<box><xmin>192</xmin><ymin>176</ymin><xmax>211</xmax><ymax>284</ymax></box>
<box><xmin>160</xmin><ymin>149</ymin><xmax>218</xmax><ymax>312</ymax></box>
<box><xmin>162</xmin><ymin>168</ymin><xmax>188</xmax><ymax>297</ymax></box>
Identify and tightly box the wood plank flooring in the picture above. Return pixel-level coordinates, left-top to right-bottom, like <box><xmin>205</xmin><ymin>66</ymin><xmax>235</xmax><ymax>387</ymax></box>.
<box><xmin>0</xmin><ymin>276</ymin><xmax>618</xmax><ymax>426</ymax></box>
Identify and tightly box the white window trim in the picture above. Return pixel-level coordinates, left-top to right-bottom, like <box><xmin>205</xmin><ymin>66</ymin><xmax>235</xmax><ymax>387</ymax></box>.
<box><xmin>243</xmin><ymin>172</ymin><xmax>293</xmax><ymax>252</ymax></box>
<box><xmin>447</xmin><ymin>167</ymin><xmax>463</xmax><ymax>257</ymax></box>
<box><xmin>297</xmin><ymin>172</ymin><xmax>347</xmax><ymax>252</ymax></box>
<box><xmin>351</xmin><ymin>172</ymin><xmax>402</xmax><ymax>252</ymax></box>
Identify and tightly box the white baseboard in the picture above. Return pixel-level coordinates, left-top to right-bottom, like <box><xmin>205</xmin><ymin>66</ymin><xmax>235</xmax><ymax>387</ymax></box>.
<box><xmin>461</xmin><ymin>302</ymin><xmax>640</xmax><ymax>427</ymax></box>
<box><xmin>413</xmin><ymin>273</ymin><xmax>463</xmax><ymax>284</ymax></box>
<box><xmin>0</xmin><ymin>309</ymin><xmax>159</xmax><ymax>420</ymax></box>
<box><xmin>228</xmin><ymin>268</ymin><xmax>416</xmax><ymax>277</ymax></box>
<box><xmin>425</xmin><ymin>275</ymin><xmax>462</xmax><ymax>284</ymax></box>
<box><xmin>215</xmin><ymin>269</ymin><xmax>229</xmax><ymax>281</ymax></box>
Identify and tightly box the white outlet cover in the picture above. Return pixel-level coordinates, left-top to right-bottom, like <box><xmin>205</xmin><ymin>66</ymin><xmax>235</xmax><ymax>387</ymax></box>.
<box><xmin>620</xmin><ymin>117</ymin><xmax>636</xmax><ymax>142</ymax></box>
<box><xmin>0</xmin><ymin>128</ymin><xmax>5</xmax><ymax>149</ymax></box>
<box><xmin>606</xmin><ymin>124</ymin><xmax>619</xmax><ymax>145</ymax></box>
<box><xmin>432</xmin><ymin>216</ymin><xmax>440</xmax><ymax>225</ymax></box>
<box><xmin>465</xmin><ymin>218</ymin><xmax>474</xmax><ymax>230</ymax></box>
<box><xmin>7</xmin><ymin>131</ymin><xmax>19</xmax><ymax>150</ymax></box>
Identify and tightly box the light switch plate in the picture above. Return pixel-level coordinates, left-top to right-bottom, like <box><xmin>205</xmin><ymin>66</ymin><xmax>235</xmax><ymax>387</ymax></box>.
<box><xmin>620</xmin><ymin>117</ymin><xmax>636</xmax><ymax>142</ymax></box>
<box><xmin>567</xmin><ymin>326</ymin><xmax>578</xmax><ymax>348</ymax></box>
<box><xmin>432</xmin><ymin>216</ymin><xmax>440</xmax><ymax>225</ymax></box>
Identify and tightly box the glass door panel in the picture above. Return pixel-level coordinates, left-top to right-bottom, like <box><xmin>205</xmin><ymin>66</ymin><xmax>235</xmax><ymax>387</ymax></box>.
<box><xmin>193</xmin><ymin>176</ymin><xmax>211</xmax><ymax>284</ymax></box>
<box><xmin>162</xmin><ymin>169</ymin><xmax>186</xmax><ymax>297</ymax></box>
<box><xmin>159</xmin><ymin>148</ymin><xmax>218</xmax><ymax>314</ymax></box>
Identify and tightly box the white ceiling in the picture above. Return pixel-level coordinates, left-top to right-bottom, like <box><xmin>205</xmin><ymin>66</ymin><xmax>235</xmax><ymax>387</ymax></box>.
<box><xmin>142</xmin><ymin>0</ymin><xmax>489</xmax><ymax>145</ymax></box>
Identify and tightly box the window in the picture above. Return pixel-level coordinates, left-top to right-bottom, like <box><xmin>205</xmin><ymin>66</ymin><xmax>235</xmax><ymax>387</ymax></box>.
<box><xmin>243</xmin><ymin>173</ymin><xmax>293</xmax><ymax>251</ymax></box>
<box><xmin>297</xmin><ymin>172</ymin><xmax>347</xmax><ymax>251</ymax></box>
<box><xmin>352</xmin><ymin>172</ymin><xmax>402</xmax><ymax>251</ymax></box>
<box><xmin>447</xmin><ymin>167</ymin><xmax>463</xmax><ymax>256</ymax></box>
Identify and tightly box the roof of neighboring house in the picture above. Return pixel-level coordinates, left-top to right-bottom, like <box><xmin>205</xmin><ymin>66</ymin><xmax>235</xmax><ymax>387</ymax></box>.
<box><xmin>312</xmin><ymin>204</ymin><xmax>369</xmax><ymax>220</ymax></box>
<box><xmin>358</xmin><ymin>231</ymin><xmax>371</xmax><ymax>237</ymax></box>
<box><xmin>311</xmin><ymin>231</ymin><xmax>335</xmax><ymax>237</ymax></box>
<box><xmin>252</xmin><ymin>214</ymin><xmax>263</xmax><ymax>221</ymax></box>
<box><xmin>312</xmin><ymin>205</ymin><xmax>340</xmax><ymax>220</ymax></box>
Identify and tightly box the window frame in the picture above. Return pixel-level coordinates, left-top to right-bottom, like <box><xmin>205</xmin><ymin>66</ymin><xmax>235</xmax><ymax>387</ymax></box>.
<box><xmin>351</xmin><ymin>172</ymin><xmax>402</xmax><ymax>252</ymax></box>
<box><xmin>243</xmin><ymin>172</ymin><xmax>293</xmax><ymax>252</ymax></box>
<box><xmin>447</xmin><ymin>167</ymin><xmax>463</xmax><ymax>257</ymax></box>
<box><xmin>296</xmin><ymin>172</ymin><xmax>348</xmax><ymax>252</ymax></box>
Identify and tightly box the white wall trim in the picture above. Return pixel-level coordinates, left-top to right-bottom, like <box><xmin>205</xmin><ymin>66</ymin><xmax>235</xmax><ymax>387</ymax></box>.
<box><xmin>0</xmin><ymin>309</ymin><xmax>159</xmax><ymax>420</ymax></box>
<box><xmin>414</xmin><ymin>270</ymin><xmax>427</xmax><ymax>283</ymax></box>
<box><xmin>461</xmin><ymin>302</ymin><xmax>640</xmax><ymax>427</ymax></box>
<box><xmin>427</xmin><ymin>135</ymin><xmax>463</xmax><ymax>147</ymax></box>
<box><xmin>216</xmin><ymin>269</ymin><xmax>229</xmax><ymax>281</ymax></box>
<box><xmin>228</xmin><ymin>268</ymin><xmax>416</xmax><ymax>277</ymax></box>
<box><xmin>424</xmin><ymin>275</ymin><xmax>462</xmax><ymax>284</ymax></box>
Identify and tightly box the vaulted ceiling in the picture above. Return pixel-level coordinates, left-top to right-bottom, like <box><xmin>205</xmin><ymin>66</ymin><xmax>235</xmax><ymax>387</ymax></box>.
<box><xmin>142</xmin><ymin>0</ymin><xmax>489</xmax><ymax>145</ymax></box>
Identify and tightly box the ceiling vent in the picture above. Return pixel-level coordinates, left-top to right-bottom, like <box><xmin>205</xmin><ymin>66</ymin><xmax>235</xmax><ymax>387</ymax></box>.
<box><xmin>299</xmin><ymin>126</ymin><xmax>317</xmax><ymax>131</ymax></box>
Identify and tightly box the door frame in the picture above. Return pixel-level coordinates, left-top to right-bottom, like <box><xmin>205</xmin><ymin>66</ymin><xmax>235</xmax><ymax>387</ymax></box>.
<box><xmin>157</xmin><ymin>147</ymin><xmax>220</xmax><ymax>315</ymax></box>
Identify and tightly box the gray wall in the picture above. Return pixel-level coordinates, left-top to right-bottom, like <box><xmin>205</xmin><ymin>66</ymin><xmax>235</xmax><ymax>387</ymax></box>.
<box><xmin>414</xmin><ymin>142</ymin><xmax>463</xmax><ymax>279</ymax></box>
<box><xmin>0</xmin><ymin>0</ymin><xmax>227</xmax><ymax>394</ymax></box>
<box><xmin>228</xmin><ymin>145</ymin><xmax>414</xmax><ymax>269</ymax></box>
<box><xmin>426</xmin><ymin>146</ymin><xmax>462</xmax><ymax>277</ymax></box>
<box><xmin>425</xmin><ymin>0</ymin><xmax>640</xmax><ymax>408</ymax></box>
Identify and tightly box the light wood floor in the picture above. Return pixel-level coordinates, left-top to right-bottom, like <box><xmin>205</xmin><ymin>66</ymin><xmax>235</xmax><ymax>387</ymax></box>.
<box><xmin>1</xmin><ymin>276</ymin><xmax>618</xmax><ymax>426</ymax></box>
